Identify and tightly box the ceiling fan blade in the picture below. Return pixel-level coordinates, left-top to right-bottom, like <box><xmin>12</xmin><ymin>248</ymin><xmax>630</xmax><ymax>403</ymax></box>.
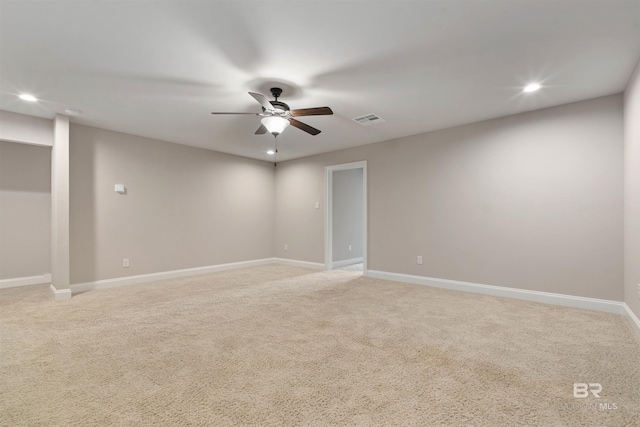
<box><xmin>255</xmin><ymin>124</ymin><xmax>267</xmax><ymax>134</ymax></box>
<box><xmin>249</xmin><ymin>92</ymin><xmax>275</xmax><ymax>111</ymax></box>
<box><xmin>289</xmin><ymin>118</ymin><xmax>321</xmax><ymax>135</ymax></box>
<box><xmin>290</xmin><ymin>107</ymin><xmax>333</xmax><ymax>117</ymax></box>
<box><xmin>211</xmin><ymin>112</ymin><xmax>260</xmax><ymax>115</ymax></box>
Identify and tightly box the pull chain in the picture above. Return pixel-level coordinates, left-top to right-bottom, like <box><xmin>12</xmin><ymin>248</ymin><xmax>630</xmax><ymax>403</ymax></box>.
<box><xmin>273</xmin><ymin>135</ymin><xmax>278</xmax><ymax>167</ymax></box>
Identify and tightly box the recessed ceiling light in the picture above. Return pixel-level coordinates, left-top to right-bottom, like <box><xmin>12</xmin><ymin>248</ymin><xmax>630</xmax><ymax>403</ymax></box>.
<box><xmin>523</xmin><ymin>83</ymin><xmax>541</xmax><ymax>93</ymax></box>
<box><xmin>266</xmin><ymin>150</ymin><xmax>275</xmax><ymax>155</ymax></box>
<box><xmin>19</xmin><ymin>94</ymin><xmax>38</xmax><ymax>102</ymax></box>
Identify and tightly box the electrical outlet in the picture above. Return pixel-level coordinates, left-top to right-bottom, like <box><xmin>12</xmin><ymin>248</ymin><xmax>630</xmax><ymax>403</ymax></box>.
<box><xmin>123</xmin><ymin>258</ymin><xmax>130</xmax><ymax>268</ymax></box>
<box><xmin>348</xmin><ymin>244</ymin><xmax>352</xmax><ymax>251</ymax></box>
<box><xmin>417</xmin><ymin>256</ymin><xmax>423</xmax><ymax>265</ymax></box>
<box><xmin>284</xmin><ymin>244</ymin><xmax>288</xmax><ymax>251</ymax></box>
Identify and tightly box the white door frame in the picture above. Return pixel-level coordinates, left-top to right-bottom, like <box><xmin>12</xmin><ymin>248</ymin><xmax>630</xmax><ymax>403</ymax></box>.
<box><xmin>324</xmin><ymin>161</ymin><xmax>367</xmax><ymax>272</ymax></box>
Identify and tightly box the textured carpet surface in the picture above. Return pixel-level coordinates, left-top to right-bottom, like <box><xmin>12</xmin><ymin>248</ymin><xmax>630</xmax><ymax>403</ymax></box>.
<box><xmin>1</xmin><ymin>265</ymin><xmax>639</xmax><ymax>426</ymax></box>
<box><xmin>335</xmin><ymin>263</ymin><xmax>363</xmax><ymax>272</ymax></box>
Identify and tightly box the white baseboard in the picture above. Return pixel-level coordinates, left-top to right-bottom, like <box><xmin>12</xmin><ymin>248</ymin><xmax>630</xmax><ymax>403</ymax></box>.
<box><xmin>332</xmin><ymin>257</ymin><xmax>364</xmax><ymax>269</ymax></box>
<box><xmin>70</xmin><ymin>258</ymin><xmax>275</xmax><ymax>294</ymax></box>
<box><xmin>623</xmin><ymin>304</ymin><xmax>640</xmax><ymax>337</ymax></box>
<box><xmin>365</xmin><ymin>270</ymin><xmax>626</xmax><ymax>315</ymax></box>
<box><xmin>0</xmin><ymin>273</ymin><xmax>51</xmax><ymax>289</ymax></box>
<box><xmin>273</xmin><ymin>258</ymin><xmax>325</xmax><ymax>270</ymax></box>
<box><xmin>49</xmin><ymin>284</ymin><xmax>72</xmax><ymax>301</ymax></box>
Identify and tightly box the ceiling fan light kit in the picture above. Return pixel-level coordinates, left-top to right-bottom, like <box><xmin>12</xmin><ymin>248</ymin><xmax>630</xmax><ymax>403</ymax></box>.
<box><xmin>261</xmin><ymin>116</ymin><xmax>290</xmax><ymax>135</ymax></box>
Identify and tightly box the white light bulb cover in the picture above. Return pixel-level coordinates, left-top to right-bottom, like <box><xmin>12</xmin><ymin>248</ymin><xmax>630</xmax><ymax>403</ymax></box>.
<box><xmin>261</xmin><ymin>116</ymin><xmax>290</xmax><ymax>135</ymax></box>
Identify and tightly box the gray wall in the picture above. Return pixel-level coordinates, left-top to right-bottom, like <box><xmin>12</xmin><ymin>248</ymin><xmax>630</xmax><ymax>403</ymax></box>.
<box><xmin>624</xmin><ymin>59</ymin><xmax>640</xmax><ymax>319</ymax></box>
<box><xmin>332</xmin><ymin>168</ymin><xmax>363</xmax><ymax>262</ymax></box>
<box><xmin>69</xmin><ymin>124</ymin><xmax>275</xmax><ymax>284</ymax></box>
<box><xmin>276</xmin><ymin>95</ymin><xmax>623</xmax><ymax>301</ymax></box>
<box><xmin>0</xmin><ymin>110</ymin><xmax>53</xmax><ymax>147</ymax></box>
<box><xmin>0</xmin><ymin>140</ymin><xmax>51</xmax><ymax>279</ymax></box>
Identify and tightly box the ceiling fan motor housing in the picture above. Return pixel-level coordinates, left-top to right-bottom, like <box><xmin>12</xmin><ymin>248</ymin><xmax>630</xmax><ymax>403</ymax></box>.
<box><xmin>267</xmin><ymin>100</ymin><xmax>290</xmax><ymax>113</ymax></box>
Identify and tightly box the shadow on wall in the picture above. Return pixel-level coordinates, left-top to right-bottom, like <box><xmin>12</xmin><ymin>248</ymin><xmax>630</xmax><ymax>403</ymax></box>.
<box><xmin>69</xmin><ymin>129</ymin><xmax>97</xmax><ymax>284</ymax></box>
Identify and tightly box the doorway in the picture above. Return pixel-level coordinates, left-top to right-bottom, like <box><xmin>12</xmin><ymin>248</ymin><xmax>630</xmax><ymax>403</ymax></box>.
<box><xmin>325</xmin><ymin>161</ymin><xmax>367</xmax><ymax>273</ymax></box>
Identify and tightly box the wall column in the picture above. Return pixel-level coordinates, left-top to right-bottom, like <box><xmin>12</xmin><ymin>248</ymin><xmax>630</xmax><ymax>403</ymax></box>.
<box><xmin>50</xmin><ymin>114</ymin><xmax>71</xmax><ymax>301</ymax></box>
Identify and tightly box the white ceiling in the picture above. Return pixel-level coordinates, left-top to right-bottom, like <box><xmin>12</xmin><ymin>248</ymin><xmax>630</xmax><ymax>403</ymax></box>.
<box><xmin>1</xmin><ymin>0</ymin><xmax>639</xmax><ymax>162</ymax></box>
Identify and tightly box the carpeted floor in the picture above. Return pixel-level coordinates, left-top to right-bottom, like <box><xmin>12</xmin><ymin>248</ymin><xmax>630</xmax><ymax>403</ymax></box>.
<box><xmin>1</xmin><ymin>265</ymin><xmax>639</xmax><ymax>426</ymax></box>
<box><xmin>335</xmin><ymin>263</ymin><xmax>363</xmax><ymax>272</ymax></box>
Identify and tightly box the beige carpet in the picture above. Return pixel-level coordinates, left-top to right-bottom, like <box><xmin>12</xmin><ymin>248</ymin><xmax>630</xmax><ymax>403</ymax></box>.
<box><xmin>335</xmin><ymin>263</ymin><xmax>363</xmax><ymax>272</ymax></box>
<box><xmin>1</xmin><ymin>265</ymin><xmax>639</xmax><ymax>426</ymax></box>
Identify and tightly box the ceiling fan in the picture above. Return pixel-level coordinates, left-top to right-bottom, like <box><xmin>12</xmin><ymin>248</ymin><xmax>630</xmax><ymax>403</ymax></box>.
<box><xmin>211</xmin><ymin>87</ymin><xmax>333</xmax><ymax>136</ymax></box>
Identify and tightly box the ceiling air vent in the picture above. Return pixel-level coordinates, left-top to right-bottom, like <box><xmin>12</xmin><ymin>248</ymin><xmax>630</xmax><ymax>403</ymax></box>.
<box><xmin>352</xmin><ymin>113</ymin><xmax>385</xmax><ymax>126</ymax></box>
